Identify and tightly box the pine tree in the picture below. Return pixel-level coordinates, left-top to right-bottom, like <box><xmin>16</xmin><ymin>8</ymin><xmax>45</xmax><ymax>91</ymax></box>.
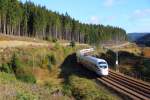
<box><xmin>0</xmin><ymin>0</ymin><xmax>127</xmax><ymax>45</ymax></box>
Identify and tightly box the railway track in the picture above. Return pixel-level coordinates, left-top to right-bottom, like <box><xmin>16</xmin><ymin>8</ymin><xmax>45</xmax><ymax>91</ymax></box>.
<box><xmin>97</xmin><ymin>70</ymin><xmax>150</xmax><ymax>100</ymax></box>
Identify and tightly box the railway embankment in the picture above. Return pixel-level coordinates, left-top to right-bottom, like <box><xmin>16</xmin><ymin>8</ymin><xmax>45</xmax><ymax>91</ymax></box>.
<box><xmin>0</xmin><ymin>40</ymin><xmax>119</xmax><ymax>100</ymax></box>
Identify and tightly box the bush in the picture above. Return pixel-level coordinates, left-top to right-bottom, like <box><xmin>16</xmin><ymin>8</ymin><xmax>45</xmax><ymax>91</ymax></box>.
<box><xmin>63</xmin><ymin>47</ymin><xmax>72</xmax><ymax>57</ymax></box>
<box><xmin>47</xmin><ymin>62</ymin><xmax>52</xmax><ymax>71</ymax></box>
<box><xmin>0</xmin><ymin>72</ymin><xmax>16</xmax><ymax>82</ymax></box>
<box><xmin>50</xmin><ymin>54</ymin><xmax>56</xmax><ymax>65</ymax></box>
<box><xmin>47</xmin><ymin>54</ymin><xmax>57</xmax><ymax>71</ymax></box>
<box><xmin>11</xmin><ymin>53</ymin><xmax>22</xmax><ymax>73</ymax></box>
<box><xmin>44</xmin><ymin>81</ymin><xmax>52</xmax><ymax>89</ymax></box>
<box><xmin>45</xmin><ymin>37</ymin><xmax>57</xmax><ymax>43</ymax></box>
<box><xmin>40</xmin><ymin>56</ymin><xmax>49</xmax><ymax>68</ymax></box>
<box><xmin>16</xmin><ymin>73</ymin><xmax>36</xmax><ymax>84</ymax></box>
<box><xmin>70</xmin><ymin>41</ymin><xmax>75</xmax><ymax>47</ymax></box>
<box><xmin>16</xmin><ymin>93</ymin><xmax>31</xmax><ymax>100</ymax></box>
<box><xmin>0</xmin><ymin>63</ymin><xmax>12</xmax><ymax>73</ymax></box>
<box><xmin>45</xmin><ymin>36</ymin><xmax>52</xmax><ymax>41</ymax></box>
<box><xmin>48</xmin><ymin>54</ymin><xmax>56</xmax><ymax>65</ymax></box>
<box><xmin>10</xmin><ymin>56</ymin><xmax>36</xmax><ymax>83</ymax></box>
<box><xmin>52</xmin><ymin>38</ymin><xmax>57</xmax><ymax>43</ymax></box>
<box><xmin>62</xmin><ymin>84</ymin><xmax>72</xmax><ymax>96</ymax></box>
<box><xmin>16</xmin><ymin>92</ymin><xmax>37</xmax><ymax>100</ymax></box>
<box><xmin>54</xmin><ymin>42</ymin><xmax>60</xmax><ymax>49</ymax></box>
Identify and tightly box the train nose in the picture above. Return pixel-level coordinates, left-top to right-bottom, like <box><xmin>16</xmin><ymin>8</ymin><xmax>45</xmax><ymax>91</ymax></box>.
<box><xmin>101</xmin><ymin>69</ymin><xmax>108</xmax><ymax>76</ymax></box>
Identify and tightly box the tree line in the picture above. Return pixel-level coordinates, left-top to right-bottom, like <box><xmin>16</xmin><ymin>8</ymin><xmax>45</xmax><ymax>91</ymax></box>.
<box><xmin>0</xmin><ymin>0</ymin><xmax>128</xmax><ymax>44</ymax></box>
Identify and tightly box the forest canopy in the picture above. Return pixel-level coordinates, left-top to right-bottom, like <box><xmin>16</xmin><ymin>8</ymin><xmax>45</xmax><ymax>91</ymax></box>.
<box><xmin>0</xmin><ymin>0</ymin><xmax>127</xmax><ymax>44</ymax></box>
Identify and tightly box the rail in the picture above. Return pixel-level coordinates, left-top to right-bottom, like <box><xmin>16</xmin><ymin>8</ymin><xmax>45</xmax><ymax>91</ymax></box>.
<box><xmin>97</xmin><ymin>70</ymin><xmax>150</xmax><ymax>100</ymax></box>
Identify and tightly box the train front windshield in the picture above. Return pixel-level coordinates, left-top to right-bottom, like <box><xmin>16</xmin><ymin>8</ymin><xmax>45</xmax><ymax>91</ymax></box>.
<box><xmin>98</xmin><ymin>62</ymin><xmax>106</xmax><ymax>64</ymax></box>
<box><xmin>98</xmin><ymin>62</ymin><xmax>108</xmax><ymax>68</ymax></box>
<box><xmin>100</xmin><ymin>65</ymin><xmax>107</xmax><ymax>68</ymax></box>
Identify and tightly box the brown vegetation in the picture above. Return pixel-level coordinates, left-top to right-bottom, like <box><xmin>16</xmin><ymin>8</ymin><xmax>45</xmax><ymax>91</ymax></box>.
<box><xmin>142</xmin><ymin>47</ymin><xmax>150</xmax><ymax>58</ymax></box>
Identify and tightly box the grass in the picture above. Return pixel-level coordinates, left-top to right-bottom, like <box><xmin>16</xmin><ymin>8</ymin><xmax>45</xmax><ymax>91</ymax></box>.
<box><xmin>69</xmin><ymin>75</ymin><xmax>119</xmax><ymax>100</ymax></box>
<box><xmin>97</xmin><ymin>49</ymin><xmax>150</xmax><ymax>82</ymax></box>
<box><xmin>0</xmin><ymin>72</ymin><xmax>72</xmax><ymax>100</ymax></box>
<box><xmin>0</xmin><ymin>39</ymin><xmax>120</xmax><ymax>99</ymax></box>
<box><xmin>112</xmin><ymin>43</ymin><xmax>141</xmax><ymax>55</ymax></box>
<box><xmin>0</xmin><ymin>33</ymin><xmax>47</xmax><ymax>43</ymax></box>
<box><xmin>59</xmin><ymin>52</ymin><xmax>120</xmax><ymax>100</ymax></box>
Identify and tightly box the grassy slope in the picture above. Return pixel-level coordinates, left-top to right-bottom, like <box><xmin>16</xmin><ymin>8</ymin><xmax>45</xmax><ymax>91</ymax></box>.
<box><xmin>97</xmin><ymin>43</ymin><xmax>150</xmax><ymax>82</ymax></box>
<box><xmin>0</xmin><ymin>36</ymin><xmax>120</xmax><ymax>100</ymax></box>
<box><xmin>0</xmin><ymin>72</ymin><xmax>73</xmax><ymax>100</ymax></box>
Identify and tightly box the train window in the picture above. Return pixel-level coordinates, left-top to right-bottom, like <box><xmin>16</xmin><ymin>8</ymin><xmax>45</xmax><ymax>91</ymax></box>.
<box><xmin>98</xmin><ymin>62</ymin><xmax>106</xmax><ymax>65</ymax></box>
<box><xmin>99</xmin><ymin>65</ymin><xmax>107</xmax><ymax>68</ymax></box>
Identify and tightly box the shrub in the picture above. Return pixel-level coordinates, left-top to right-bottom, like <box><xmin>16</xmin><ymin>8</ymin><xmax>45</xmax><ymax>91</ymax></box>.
<box><xmin>44</xmin><ymin>81</ymin><xmax>52</xmax><ymax>89</ymax></box>
<box><xmin>47</xmin><ymin>54</ymin><xmax>57</xmax><ymax>71</ymax></box>
<box><xmin>48</xmin><ymin>54</ymin><xmax>56</xmax><ymax>65</ymax></box>
<box><xmin>47</xmin><ymin>62</ymin><xmax>52</xmax><ymax>71</ymax></box>
<box><xmin>62</xmin><ymin>84</ymin><xmax>72</xmax><ymax>96</ymax></box>
<box><xmin>10</xmin><ymin>53</ymin><xmax>32</xmax><ymax>83</ymax></box>
<box><xmin>11</xmin><ymin>53</ymin><xmax>22</xmax><ymax>73</ymax></box>
<box><xmin>0</xmin><ymin>72</ymin><xmax>16</xmax><ymax>82</ymax></box>
<box><xmin>52</xmin><ymin>38</ymin><xmax>57</xmax><ymax>43</ymax></box>
<box><xmin>70</xmin><ymin>41</ymin><xmax>75</xmax><ymax>47</ymax></box>
<box><xmin>50</xmin><ymin>54</ymin><xmax>56</xmax><ymax>65</ymax></box>
<box><xmin>45</xmin><ymin>36</ymin><xmax>52</xmax><ymax>41</ymax></box>
<box><xmin>54</xmin><ymin>42</ymin><xmax>60</xmax><ymax>49</ymax></box>
<box><xmin>40</xmin><ymin>56</ymin><xmax>49</xmax><ymax>68</ymax></box>
<box><xmin>16</xmin><ymin>93</ymin><xmax>30</xmax><ymax>100</ymax></box>
<box><xmin>0</xmin><ymin>63</ymin><xmax>12</xmax><ymax>73</ymax></box>
<box><xmin>16</xmin><ymin>73</ymin><xmax>36</xmax><ymax>84</ymax></box>
<box><xmin>63</xmin><ymin>47</ymin><xmax>72</xmax><ymax>57</ymax></box>
<box><xmin>45</xmin><ymin>37</ymin><xmax>57</xmax><ymax>43</ymax></box>
<box><xmin>16</xmin><ymin>92</ymin><xmax>37</xmax><ymax>100</ymax></box>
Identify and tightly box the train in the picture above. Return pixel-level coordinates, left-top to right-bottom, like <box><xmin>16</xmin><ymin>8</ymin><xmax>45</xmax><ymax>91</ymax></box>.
<box><xmin>76</xmin><ymin>48</ymin><xmax>109</xmax><ymax>76</ymax></box>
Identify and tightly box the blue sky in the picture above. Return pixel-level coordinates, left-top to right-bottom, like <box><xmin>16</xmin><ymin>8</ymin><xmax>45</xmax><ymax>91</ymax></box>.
<box><xmin>20</xmin><ymin>0</ymin><xmax>150</xmax><ymax>33</ymax></box>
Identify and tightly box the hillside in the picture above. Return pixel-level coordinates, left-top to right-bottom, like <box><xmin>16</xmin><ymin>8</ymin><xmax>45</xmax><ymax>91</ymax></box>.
<box><xmin>127</xmin><ymin>33</ymin><xmax>149</xmax><ymax>42</ymax></box>
<box><xmin>0</xmin><ymin>72</ymin><xmax>66</xmax><ymax>100</ymax></box>
<box><xmin>135</xmin><ymin>33</ymin><xmax>150</xmax><ymax>46</ymax></box>
<box><xmin>97</xmin><ymin>48</ymin><xmax>150</xmax><ymax>82</ymax></box>
<box><xmin>0</xmin><ymin>36</ymin><xmax>119</xmax><ymax>100</ymax></box>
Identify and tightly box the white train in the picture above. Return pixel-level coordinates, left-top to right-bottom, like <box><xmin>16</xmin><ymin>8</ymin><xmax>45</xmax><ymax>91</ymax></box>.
<box><xmin>77</xmin><ymin>49</ymin><xmax>109</xmax><ymax>76</ymax></box>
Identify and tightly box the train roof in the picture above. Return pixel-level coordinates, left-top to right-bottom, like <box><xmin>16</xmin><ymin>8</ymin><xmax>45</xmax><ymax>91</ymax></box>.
<box><xmin>85</xmin><ymin>56</ymin><xmax>107</xmax><ymax>63</ymax></box>
<box><xmin>77</xmin><ymin>48</ymin><xmax>94</xmax><ymax>56</ymax></box>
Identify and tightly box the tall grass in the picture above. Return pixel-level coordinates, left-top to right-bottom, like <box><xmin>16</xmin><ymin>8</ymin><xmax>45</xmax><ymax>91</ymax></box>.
<box><xmin>0</xmin><ymin>44</ymin><xmax>119</xmax><ymax>99</ymax></box>
<box><xmin>69</xmin><ymin>75</ymin><xmax>118</xmax><ymax>100</ymax></box>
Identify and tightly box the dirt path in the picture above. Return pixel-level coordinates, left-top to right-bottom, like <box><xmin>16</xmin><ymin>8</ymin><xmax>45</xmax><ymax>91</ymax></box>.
<box><xmin>0</xmin><ymin>40</ymin><xmax>49</xmax><ymax>48</ymax></box>
<box><xmin>0</xmin><ymin>40</ymin><xmax>88</xmax><ymax>48</ymax></box>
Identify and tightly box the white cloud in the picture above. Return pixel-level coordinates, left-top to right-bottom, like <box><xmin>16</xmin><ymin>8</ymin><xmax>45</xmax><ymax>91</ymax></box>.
<box><xmin>89</xmin><ymin>16</ymin><xmax>100</xmax><ymax>24</ymax></box>
<box><xmin>107</xmin><ymin>16</ymin><xmax>116</xmax><ymax>21</ymax></box>
<box><xmin>129</xmin><ymin>8</ymin><xmax>150</xmax><ymax>22</ymax></box>
<box><xmin>103</xmin><ymin>0</ymin><xmax>124</xmax><ymax>7</ymax></box>
<box><xmin>128</xmin><ymin>8</ymin><xmax>150</xmax><ymax>32</ymax></box>
<box><xmin>133</xmin><ymin>9</ymin><xmax>150</xmax><ymax>18</ymax></box>
<box><xmin>88</xmin><ymin>15</ymin><xmax>117</xmax><ymax>25</ymax></box>
<box><xmin>104</xmin><ymin>0</ymin><xmax>114</xmax><ymax>7</ymax></box>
